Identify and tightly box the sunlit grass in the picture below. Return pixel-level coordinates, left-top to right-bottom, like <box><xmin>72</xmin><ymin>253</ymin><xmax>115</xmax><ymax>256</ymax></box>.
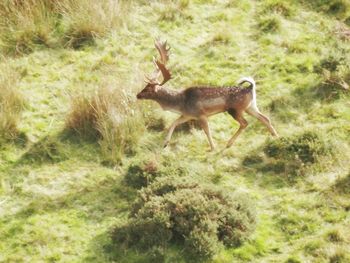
<box><xmin>0</xmin><ymin>0</ymin><xmax>349</xmax><ymax>262</ymax></box>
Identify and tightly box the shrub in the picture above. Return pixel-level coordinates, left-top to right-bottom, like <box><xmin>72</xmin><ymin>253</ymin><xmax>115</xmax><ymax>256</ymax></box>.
<box><xmin>65</xmin><ymin>84</ymin><xmax>144</xmax><ymax>164</ymax></box>
<box><xmin>263</xmin><ymin>131</ymin><xmax>331</xmax><ymax>164</ymax></box>
<box><xmin>124</xmin><ymin>159</ymin><xmax>159</xmax><ymax>188</ymax></box>
<box><xmin>124</xmin><ymin>157</ymin><xmax>188</xmax><ymax>188</ymax></box>
<box><xmin>0</xmin><ymin>65</ymin><xmax>25</xmax><ymax>140</ymax></box>
<box><xmin>112</xmin><ymin>176</ymin><xmax>256</xmax><ymax>259</ymax></box>
<box><xmin>244</xmin><ymin>131</ymin><xmax>335</xmax><ymax>177</ymax></box>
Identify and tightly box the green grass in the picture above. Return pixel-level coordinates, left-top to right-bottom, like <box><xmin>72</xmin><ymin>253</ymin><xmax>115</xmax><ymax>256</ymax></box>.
<box><xmin>0</xmin><ymin>0</ymin><xmax>350</xmax><ymax>262</ymax></box>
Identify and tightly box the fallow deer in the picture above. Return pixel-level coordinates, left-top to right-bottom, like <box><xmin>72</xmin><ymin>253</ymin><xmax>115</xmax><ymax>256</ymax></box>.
<box><xmin>137</xmin><ymin>40</ymin><xmax>278</xmax><ymax>150</ymax></box>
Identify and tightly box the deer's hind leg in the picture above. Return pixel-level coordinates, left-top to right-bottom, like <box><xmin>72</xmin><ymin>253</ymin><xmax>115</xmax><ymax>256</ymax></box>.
<box><xmin>245</xmin><ymin>106</ymin><xmax>278</xmax><ymax>136</ymax></box>
<box><xmin>226</xmin><ymin>109</ymin><xmax>248</xmax><ymax>148</ymax></box>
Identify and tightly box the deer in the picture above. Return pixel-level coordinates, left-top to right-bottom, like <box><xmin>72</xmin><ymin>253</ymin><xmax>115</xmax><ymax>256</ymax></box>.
<box><xmin>136</xmin><ymin>39</ymin><xmax>278</xmax><ymax>151</ymax></box>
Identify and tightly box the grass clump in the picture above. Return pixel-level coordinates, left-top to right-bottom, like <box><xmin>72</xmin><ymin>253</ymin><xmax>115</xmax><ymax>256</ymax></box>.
<box><xmin>0</xmin><ymin>65</ymin><xmax>25</xmax><ymax>141</ymax></box>
<box><xmin>0</xmin><ymin>0</ymin><xmax>125</xmax><ymax>54</ymax></box>
<box><xmin>157</xmin><ymin>0</ymin><xmax>191</xmax><ymax>22</ymax></box>
<box><xmin>325</xmin><ymin>228</ymin><xmax>346</xmax><ymax>243</ymax></box>
<box><xmin>259</xmin><ymin>0</ymin><xmax>296</xmax><ymax>17</ymax></box>
<box><xmin>59</xmin><ymin>0</ymin><xmax>123</xmax><ymax>49</ymax></box>
<box><xmin>328</xmin><ymin>247</ymin><xmax>350</xmax><ymax>263</ymax></box>
<box><xmin>244</xmin><ymin>131</ymin><xmax>335</xmax><ymax>177</ymax></box>
<box><xmin>332</xmin><ymin>172</ymin><xmax>350</xmax><ymax>194</ymax></box>
<box><xmin>65</xmin><ymin>84</ymin><xmax>144</xmax><ymax>164</ymax></box>
<box><xmin>257</xmin><ymin>14</ymin><xmax>281</xmax><ymax>33</ymax></box>
<box><xmin>312</xmin><ymin>51</ymin><xmax>350</xmax><ymax>99</ymax></box>
<box><xmin>112</xmin><ymin>176</ymin><xmax>256</xmax><ymax>259</ymax></box>
<box><xmin>0</xmin><ymin>0</ymin><xmax>57</xmax><ymax>54</ymax></box>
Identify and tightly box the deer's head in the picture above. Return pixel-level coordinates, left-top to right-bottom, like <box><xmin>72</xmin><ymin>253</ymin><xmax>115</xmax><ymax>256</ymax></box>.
<box><xmin>137</xmin><ymin>40</ymin><xmax>171</xmax><ymax>100</ymax></box>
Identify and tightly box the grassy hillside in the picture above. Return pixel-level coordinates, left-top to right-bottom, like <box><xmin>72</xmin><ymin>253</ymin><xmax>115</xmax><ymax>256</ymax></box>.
<box><xmin>1</xmin><ymin>0</ymin><xmax>350</xmax><ymax>262</ymax></box>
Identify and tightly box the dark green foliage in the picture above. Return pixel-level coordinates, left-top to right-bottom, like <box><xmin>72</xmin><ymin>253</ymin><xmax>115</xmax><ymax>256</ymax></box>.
<box><xmin>264</xmin><ymin>131</ymin><xmax>331</xmax><ymax>164</ymax></box>
<box><xmin>257</xmin><ymin>15</ymin><xmax>281</xmax><ymax>33</ymax></box>
<box><xmin>244</xmin><ymin>131</ymin><xmax>335</xmax><ymax>177</ymax></box>
<box><xmin>124</xmin><ymin>159</ymin><xmax>159</xmax><ymax>188</ymax></box>
<box><xmin>124</xmin><ymin>158</ymin><xmax>189</xmax><ymax>188</ymax></box>
<box><xmin>314</xmin><ymin>53</ymin><xmax>344</xmax><ymax>73</ymax></box>
<box><xmin>327</xmin><ymin>0</ymin><xmax>349</xmax><ymax>15</ymax></box>
<box><xmin>112</xmin><ymin>176</ymin><xmax>256</xmax><ymax>259</ymax></box>
<box><xmin>345</xmin><ymin>16</ymin><xmax>350</xmax><ymax>26</ymax></box>
<box><xmin>332</xmin><ymin>173</ymin><xmax>350</xmax><ymax>194</ymax></box>
<box><xmin>301</xmin><ymin>0</ymin><xmax>350</xmax><ymax>19</ymax></box>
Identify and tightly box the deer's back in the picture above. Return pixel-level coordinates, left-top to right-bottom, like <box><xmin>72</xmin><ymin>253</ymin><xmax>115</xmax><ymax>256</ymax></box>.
<box><xmin>182</xmin><ymin>86</ymin><xmax>253</xmax><ymax>116</ymax></box>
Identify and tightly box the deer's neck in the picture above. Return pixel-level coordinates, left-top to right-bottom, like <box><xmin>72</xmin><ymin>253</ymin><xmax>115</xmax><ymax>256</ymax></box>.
<box><xmin>153</xmin><ymin>87</ymin><xmax>184</xmax><ymax>113</ymax></box>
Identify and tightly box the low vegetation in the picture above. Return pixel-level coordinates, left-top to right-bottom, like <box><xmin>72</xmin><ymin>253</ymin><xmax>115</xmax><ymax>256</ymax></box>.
<box><xmin>0</xmin><ymin>0</ymin><xmax>125</xmax><ymax>54</ymax></box>
<box><xmin>113</xmin><ymin>176</ymin><xmax>256</xmax><ymax>259</ymax></box>
<box><xmin>243</xmin><ymin>131</ymin><xmax>338</xmax><ymax>179</ymax></box>
<box><xmin>66</xmin><ymin>84</ymin><xmax>144</xmax><ymax>164</ymax></box>
<box><xmin>0</xmin><ymin>64</ymin><xmax>25</xmax><ymax>141</ymax></box>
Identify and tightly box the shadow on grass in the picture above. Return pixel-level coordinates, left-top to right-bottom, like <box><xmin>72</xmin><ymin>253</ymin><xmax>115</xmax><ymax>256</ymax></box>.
<box><xmin>84</xmin><ymin>231</ymin><xmax>195</xmax><ymax>263</ymax></box>
<box><xmin>84</xmin><ymin>232</ymin><xmax>161</xmax><ymax>263</ymax></box>
<box><xmin>13</xmin><ymin>130</ymin><xmax>101</xmax><ymax>167</ymax></box>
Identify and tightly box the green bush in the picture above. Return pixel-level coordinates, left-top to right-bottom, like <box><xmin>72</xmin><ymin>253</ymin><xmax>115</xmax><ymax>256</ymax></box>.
<box><xmin>124</xmin><ymin>157</ymin><xmax>189</xmax><ymax>188</ymax></box>
<box><xmin>112</xmin><ymin>176</ymin><xmax>256</xmax><ymax>259</ymax></box>
<box><xmin>124</xmin><ymin>159</ymin><xmax>159</xmax><ymax>188</ymax></box>
<box><xmin>263</xmin><ymin>131</ymin><xmax>331</xmax><ymax>164</ymax></box>
<box><xmin>244</xmin><ymin>131</ymin><xmax>335</xmax><ymax>177</ymax></box>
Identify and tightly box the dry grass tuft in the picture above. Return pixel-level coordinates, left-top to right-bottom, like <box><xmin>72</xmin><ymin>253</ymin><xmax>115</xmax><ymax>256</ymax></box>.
<box><xmin>0</xmin><ymin>64</ymin><xmax>25</xmax><ymax>140</ymax></box>
<box><xmin>0</xmin><ymin>0</ymin><xmax>126</xmax><ymax>54</ymax></box>
<box><xmin>58</xmin><ymin>0</ymin><xmax>124</xmax><ymax>49</ymax></box>
<box><xmin>66</xmin><ymin>83</ymin><xmax>144</xmax><ymax>164</ymax></box>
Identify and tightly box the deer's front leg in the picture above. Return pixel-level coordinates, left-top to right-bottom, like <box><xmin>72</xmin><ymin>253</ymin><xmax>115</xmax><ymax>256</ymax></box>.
<box><xmin>199</xmin><ymin>116</ymin><xmax>215</xmax><ymax>151</ymax></box>
<box><xmin>164</xmin><ymin>115</ymin><xmax>191</xmax><ymax>148</ymax></box>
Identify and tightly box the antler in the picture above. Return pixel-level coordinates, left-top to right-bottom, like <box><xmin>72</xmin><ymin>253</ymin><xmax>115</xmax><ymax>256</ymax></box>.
<box><xmin>145</xmin><ymin>39</ymin><xmax>172</xmax><ymax>86</ymax></box>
